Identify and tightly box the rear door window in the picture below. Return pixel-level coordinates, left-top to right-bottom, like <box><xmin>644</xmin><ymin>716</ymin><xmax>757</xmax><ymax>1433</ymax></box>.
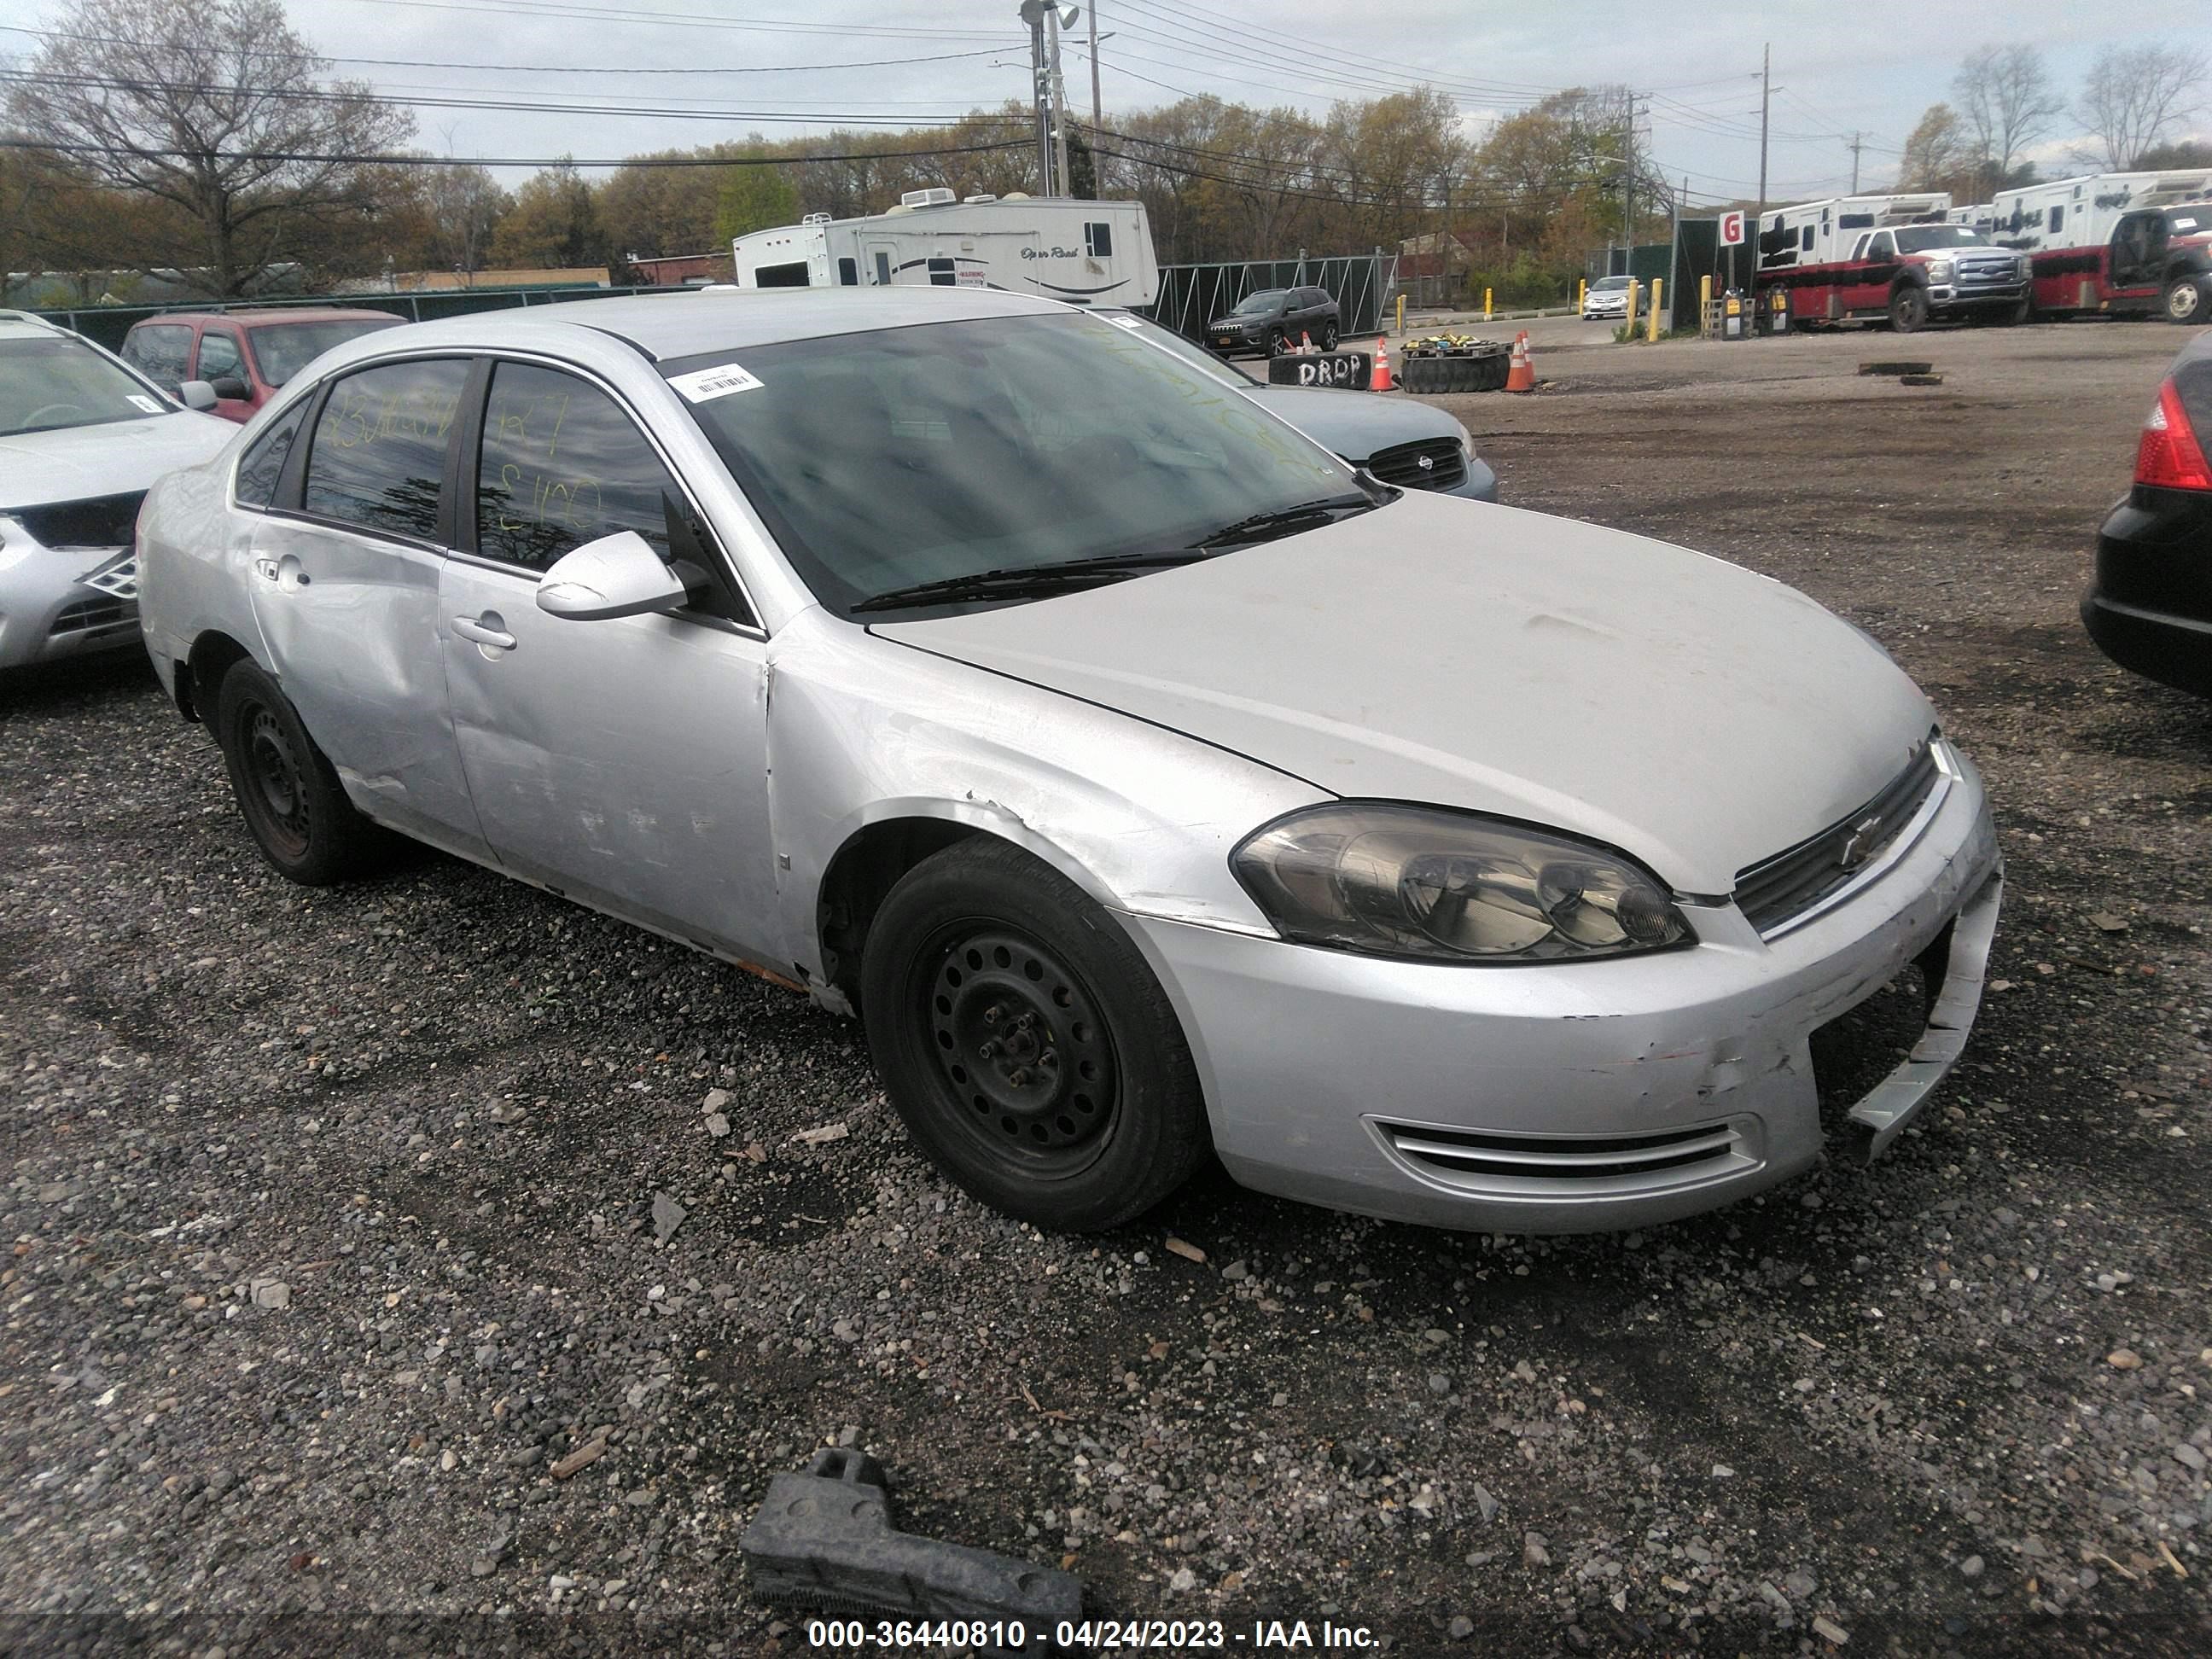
<box><xmin>300</xmin><ymin>358</ymin><xmax>469</xmax><ymax>543</ymax></box>
<box><xmin>236</xmin><ymin>400</ymin><xmax>311</xmax><ymax>509</ymax></box>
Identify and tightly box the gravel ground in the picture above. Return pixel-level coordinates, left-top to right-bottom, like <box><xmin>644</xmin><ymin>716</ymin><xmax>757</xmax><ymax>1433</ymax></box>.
<box><xmin>4</xmin><ymin>319</ymin><xmax>2211</xmax><ymax>1657</ymax></box>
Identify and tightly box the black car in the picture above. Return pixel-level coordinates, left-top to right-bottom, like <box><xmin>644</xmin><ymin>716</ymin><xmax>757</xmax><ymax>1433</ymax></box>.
<box><xmin>2082</xmin><ymin>331</ymin><xmax>2212</xmax><ymax>696</ymax></box>
<box><xmin>1207</xmin><ymin>286</ymin><xmax>1341</xmax><ymax>358</ymax></box>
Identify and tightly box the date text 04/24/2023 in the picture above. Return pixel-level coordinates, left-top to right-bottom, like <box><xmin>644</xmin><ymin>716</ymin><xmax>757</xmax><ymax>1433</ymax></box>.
<box><xmin>804</xmin><ymin>1617</ymin><xmax>1379</xmax><ymax>1650</ymax></box>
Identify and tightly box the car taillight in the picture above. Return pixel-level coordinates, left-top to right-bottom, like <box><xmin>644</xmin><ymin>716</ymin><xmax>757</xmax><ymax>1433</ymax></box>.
<box><xmin>2135</xmin><ymin>377</ymin><xmax>2212</xmax><ymax>491</ymax></box>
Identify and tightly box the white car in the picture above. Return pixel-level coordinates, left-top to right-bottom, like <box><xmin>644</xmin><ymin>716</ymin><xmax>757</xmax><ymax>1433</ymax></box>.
<box><xmin>1583</xmin><ymin>275</ymin><xmax>1633</xmax><ymax>320</ymax></box>
<box><xmin>0</xmin><ymin>311</ymin><xmax>235</xmax><ymax>670</ymax></box>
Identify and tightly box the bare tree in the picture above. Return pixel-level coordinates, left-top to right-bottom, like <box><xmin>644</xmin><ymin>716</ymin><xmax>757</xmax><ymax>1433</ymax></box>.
<box><xmin>422</xmin><ymin>163</ymin><xmax>510</xmax><ymax>274</ymax></box>
<box><xmin>5</xmin><ymin>0</ymin><xmax>413</xmax><ymax>295</ymax></box>
<box><xmin>1953</xmin><ymin>45</ymin><xmax>2065</xmax><ymax>195</ymax></box>
<box><xmin>2078</xmin><ymin>43</ymin><xmax>2210</xmax><ymax>172</ymax></box>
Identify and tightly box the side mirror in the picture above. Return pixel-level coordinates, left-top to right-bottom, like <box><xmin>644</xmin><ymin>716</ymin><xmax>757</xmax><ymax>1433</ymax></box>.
<box><xmin>178</xmin><ymin>379</ymin><xmax>218</xmax><ymax>410</ymax></box>
<box><xmin>211</xmin><ymin>376</ymin><xmax>250</xmax><ymax>401</ymax></box>
<box><xmin>536</xmin><ymin>530</ymin><xmax>693</xmax><ymax>621</ymax></box>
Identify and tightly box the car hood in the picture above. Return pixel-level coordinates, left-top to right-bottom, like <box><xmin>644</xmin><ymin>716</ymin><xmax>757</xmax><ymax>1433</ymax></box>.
<box><xmin>1241</xmin><ymin>385</ymin><xmax>1470</xmax><ymax>461</ymax></box>
<box><xmin>0</xmin><ymin>412</ymin><xmax>235</xmax><ymax>510</ymax></box>
<box><xmin>871</xmin><ymin>494</ymin><xmax>1936</xmax><ymax>894</ymax></box>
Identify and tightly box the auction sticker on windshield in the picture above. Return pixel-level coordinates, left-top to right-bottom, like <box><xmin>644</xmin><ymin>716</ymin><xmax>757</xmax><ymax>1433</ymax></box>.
<box><xmin>667</xmin><ymin>363</ymin><xmax>764</xmax><ymax>403</ymax></box>
<box><xmin>126</xmin><ymin>394</ymin><xmax>162</xmax><ymax>414</ymax></box>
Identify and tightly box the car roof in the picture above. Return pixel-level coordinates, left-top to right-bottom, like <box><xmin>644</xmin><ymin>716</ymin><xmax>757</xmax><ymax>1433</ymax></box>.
<box><xmin>0</xmin><ymin>309</ymin><xmax>76</xmax><ymax>341</ymax></box>
<box><xmin>304</xmin><ymin>287</ymin><xmax>1072</xmax><ymax>366</ymax></box>
<box><xmin>129</xmin><ymin>307</ymin><xmax>405</xmax><ymax>329</ymax></box>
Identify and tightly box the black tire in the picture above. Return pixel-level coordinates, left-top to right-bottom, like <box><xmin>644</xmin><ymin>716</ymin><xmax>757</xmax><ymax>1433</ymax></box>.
<box><xmin>1889</xmin><ymin>284</ymin><xmax>1929</xmax><ymax>333</ymax></box>
<box><xmin>213</xmin><ymin>659</ymin><xmax>387</xmax><ymax>885</ymax></box>
<box><xmin>1318</xmin><ymin>321</ymin><xmax>1339</xmax><ymax>352</ymax></box>
<box><xmin>2163</xmin><ymin>276</ymin><xmax>2209</xmax><ymax>325</ymax></box>
<box><xmin>1267</xmin><ymin>327</ymin><xmax>1289</xmax><ymax>358</ymax></box>
<box><xmin>860</xmin><ymin>837</ymin><xmax>1209</xmax><ymax>1231</ymax></box>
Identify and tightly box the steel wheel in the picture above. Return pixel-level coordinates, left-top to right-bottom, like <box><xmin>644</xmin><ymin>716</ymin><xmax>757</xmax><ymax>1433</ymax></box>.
<box><xmin>2165</xmin><ymin>278</ymin><xmax>2209</xmax><ymax>325</ymax></box>
<box><xmin>213</xmin><ymin>658</ymin><xmax>388</xmax><ymax>885</ymax></box>
<box><xmin>1889</xmin><ymin>286</ymin><xmax>1929</xmax><ymax>333</ymax></box>
<box><xmin>920</xmin><ymin>924</ymin><xmax>1120</xmax><ymax>1173</ymax></box>
<box><xmin>241</xmin><ymin>703</ymin><xmax>312</xmax><ymax>863</ymax></box>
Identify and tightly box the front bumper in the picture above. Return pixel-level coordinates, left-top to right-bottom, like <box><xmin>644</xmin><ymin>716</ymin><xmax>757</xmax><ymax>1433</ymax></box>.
<box><xmin>1125</xmin><ymin>742</ymin><xmax>2002</xmax><ymax>1233</ymax></box>
<box><xmin>0</xmin><ymin>530</ymin><xmax>143</xmax><ymax>670</ymax></box>
<box><xmin>1208</xmin><ymin>325</ymin><xmax>1269</xmax><ymax>355</ymax></box>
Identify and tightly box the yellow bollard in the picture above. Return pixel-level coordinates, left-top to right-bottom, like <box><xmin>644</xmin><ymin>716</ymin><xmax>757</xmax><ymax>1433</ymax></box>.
<box><xmin>1483</xmin><ymin>287</ymin><xmax>1493</xmax><ymax>321</ymax></box>
<box><xmin>1577</xmin><ymin>277</ymin><xmax>1587</xmax><ymax>313</ymax></box>
<box><xmin>1647</xmin><ymin>277</ymin><xmax>1663</xmax><ymax>342</ymax></box>
<box><xmin>1395</xmin><ymin>293</ymin><xmax>1406</xmax><ymax>335</ymax></box>
<box><xmin>1699</xmin><ymin>273</ymin><xmax>1714</xmax><ymax>338</ymax></box>
<box><xmin>1623</xmin><ymin>279</ymin><xmax>1639</xmax><ymax>338</ymax></box>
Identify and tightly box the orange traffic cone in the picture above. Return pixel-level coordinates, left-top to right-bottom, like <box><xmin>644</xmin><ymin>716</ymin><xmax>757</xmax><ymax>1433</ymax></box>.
<box><xmin>1371</xmin><ymin>339</ymin><xmax>1393</xmax><ymax>392</ymax></box>
<box><xmin>1504</xmin><ymin>330</ymin><xmax>1535</xmax><ymax>393</ymax></box>
<box><xmin>1300</xmin><ymin>331</ymin><xmax>1314</xmax><ymax>354</ymax></box>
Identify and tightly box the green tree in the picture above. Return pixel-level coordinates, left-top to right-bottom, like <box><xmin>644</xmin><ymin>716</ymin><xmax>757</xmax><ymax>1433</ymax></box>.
<box><xmin>713</xmin><ymin>156</ymin><xmax>800</xmax><ymax>245</ymax></box>
<box><xmin>490</xmin><ymin>161</ymin><xmax>607</xmax><ymax>270</ymax></box>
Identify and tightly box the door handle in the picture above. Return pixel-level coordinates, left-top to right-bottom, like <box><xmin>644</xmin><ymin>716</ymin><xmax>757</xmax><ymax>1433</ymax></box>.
<box><xmin>451</xmin><ymin>614</ymin><xmax>517</xmax><ymax>651</ymax></box>
<box><xmin>253</xmin><ymin>556</ymin><xmax>280</xmax><ymax>583</ymax></box>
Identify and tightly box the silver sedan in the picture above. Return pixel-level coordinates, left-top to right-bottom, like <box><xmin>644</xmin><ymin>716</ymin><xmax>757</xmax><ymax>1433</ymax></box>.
<box><xmin>137</xmin><ymin>289</ymin><xmax>2001</xmax><ymax>1234</ymax></box>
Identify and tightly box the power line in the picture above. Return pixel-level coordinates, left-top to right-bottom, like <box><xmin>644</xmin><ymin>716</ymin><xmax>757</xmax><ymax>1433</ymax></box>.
<box><xmin>342</xmin><ymin>0</ymin><xmax>1021</xmax><ymax>42</ymax></box>
<box><xmin>0</xmin><ymin>135</ymin><xmax>1035</xmax><ymax>171</ymax></box>
<box><xmin>0</xmin><ymin>23</ymin><xmax>1013</xmax><ymax>78</ymax></box>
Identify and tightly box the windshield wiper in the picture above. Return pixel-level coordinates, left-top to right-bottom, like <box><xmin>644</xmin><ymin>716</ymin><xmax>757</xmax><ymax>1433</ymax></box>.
<box><xmin>1196</xmin><ymin>492</ymin><xmax>1379</xmax><ymax>548</ymax></box>
<box><xmin>851</xmin><ymin>550</ymin><xmax>1209</xmax><ymax>614</ymax></box>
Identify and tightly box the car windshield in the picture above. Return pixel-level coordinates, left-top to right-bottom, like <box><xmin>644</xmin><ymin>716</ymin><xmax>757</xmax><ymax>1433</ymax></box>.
<box><xmin>0</xmin><ymin>335</ymin><xmax>172</xmax><ymax>435</ymax></box>
<box><xmin>1593</xmin><ymin>276</ymin><xmax>1632</xmax><ymax>291</ymax></box>
<box><xmin>1894</xmin><ymin>226</ymin><xmax>1988</xmax><ymax>253</ymax></box>
<box><xmin>1232</xmin><ymin>289</ymin><xmax>1289</xmax><ymax>314</ymax></box>
<box><xmin>1103</xmin><ymin>312</ymin><xmax>1257</xmax><ymax>387</ymax></box>
<box><xmin>247</xmin><ymin>317</ymin><xmax>402</xmax><ymax>387</ymax></box>
<box><xmin>668</xmin><ymin>313</ymin><xmax>1360</xmax><ymax>615</ymax></box>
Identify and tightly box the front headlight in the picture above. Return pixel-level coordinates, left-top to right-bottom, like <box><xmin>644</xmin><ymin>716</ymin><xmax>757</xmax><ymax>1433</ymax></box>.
<box><xmin>1231</xmin><ymin>804</ymin><xmax>1691</xmax><ymax>963</ymax></box>
<box><xmin>1927</xmin><ymin>259</ymin><xmax>1953</xmax><ymax>281</ymax></box>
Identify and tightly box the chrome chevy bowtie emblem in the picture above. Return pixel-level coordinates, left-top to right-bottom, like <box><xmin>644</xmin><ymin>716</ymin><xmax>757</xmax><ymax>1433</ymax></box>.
<box><xmin>1837</xmin><ymin>814</ymin><xmax>1884</xmax><ymax>871</ymax></box>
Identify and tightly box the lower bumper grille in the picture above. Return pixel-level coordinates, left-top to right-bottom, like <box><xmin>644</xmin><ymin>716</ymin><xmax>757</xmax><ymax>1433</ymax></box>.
<box><xmin>1367</xmin><ymin>437</ymin><xmax>1468</xmax><ymax>492</ymax></box>
<box><xmin>1735</xmin><ymin>739</ymin><xmax>1942</xmax><ymax>934</ymax></box>
<box><xmin>1377</xmin><ymin>1117</ymin><xmax>1746</xmax><ymax>1190</ymax></box>
<box><xmin>50</xmin><ymin>596</ymin><xmax>136</xmax><ymax>637</ymax></box>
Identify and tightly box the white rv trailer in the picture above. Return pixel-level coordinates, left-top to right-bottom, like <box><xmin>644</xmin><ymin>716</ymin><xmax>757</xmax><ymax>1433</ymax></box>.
<box><xmin>730</xmin><ymin>190</ymin><xmax>1160</xmax><ymax>308</ymax></box>
<box><xmin>1989</xmin><ymin>170</ymin><xmax>2212</xmax><ymax>319</ymax></box>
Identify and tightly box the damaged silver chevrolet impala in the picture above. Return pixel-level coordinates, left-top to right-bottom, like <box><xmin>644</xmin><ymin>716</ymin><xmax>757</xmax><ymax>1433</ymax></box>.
<box><xmin>136</xmin><ymin>289</ymin><xmax>2001</xmax><ymax>1233</ymax></box>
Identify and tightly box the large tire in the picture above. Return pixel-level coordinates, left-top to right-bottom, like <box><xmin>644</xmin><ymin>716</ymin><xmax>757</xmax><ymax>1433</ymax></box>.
<box><xmin>2163</xmin><ymin>276</ymin><xmax>2209</xmax><ymax>325</ymax></box>
<box><xmin>213</xmin><ymin>659</ymin><xmax>388</xmax><ymax>885</ymax></box>
<box><xmin>860</xmin><ymin>838</ymin><xmax>1209</xmax><ymax>1231</ymax></box>
<box><xmin>1889</xmin><ymin>284</ymin><xmax>1930</xmax><ymax>333</ymax></box>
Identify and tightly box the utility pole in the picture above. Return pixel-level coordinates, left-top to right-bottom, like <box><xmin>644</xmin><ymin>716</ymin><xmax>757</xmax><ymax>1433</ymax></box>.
<box><xmin>1019</xmin><ymin>2</ymin><xmax>1053</xmax><ymax>196</ymax></box>
<box><xmin>1047</xmin><ymin>6</ymin><xmax>1073</xmax><ymax>197</ymax></box>
<box><xmin>1621</xmin><ymin>89</ymin><xmax>1636</xmax><ymax>262</ymax></box>
<box><xmin>1088</xmin><ymin>3</ymin><xmax>1101</xmax><ymax>134</ymax></box>
<box><xmin>1753</xmin><ymin>44</ymin><xmax>1770</xmax><ymax>293</ymax></box>
<box><xmin>1848</xmin><ymin>131</ymin><xmax>1863</xmax><ymax>193</ymax></box>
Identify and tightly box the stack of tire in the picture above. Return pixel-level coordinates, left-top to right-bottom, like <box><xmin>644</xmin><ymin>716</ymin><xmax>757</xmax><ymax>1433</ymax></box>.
<box><xmin>1398</xmin><ymin>340</ymin><xmax>1511</xmax><ymax>393</ymax></box>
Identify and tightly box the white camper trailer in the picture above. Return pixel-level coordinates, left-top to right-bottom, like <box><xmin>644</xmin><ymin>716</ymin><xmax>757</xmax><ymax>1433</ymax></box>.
<box><xmin>731</xmin><ymin>190</ymin><xmax>1160</xmax><ymax>308</ymax></box>
<box><xmin>1989</xmin><ymin>171</ymin><xmax>2212</xmax><ymax>320</ymax></box>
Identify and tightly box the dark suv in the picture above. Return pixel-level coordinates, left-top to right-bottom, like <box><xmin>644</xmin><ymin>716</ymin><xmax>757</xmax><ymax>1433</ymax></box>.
<box><xmin>1207</xmin><ymin>287</ymin><xmax>1341</xmax><ymax>358</ymax></box>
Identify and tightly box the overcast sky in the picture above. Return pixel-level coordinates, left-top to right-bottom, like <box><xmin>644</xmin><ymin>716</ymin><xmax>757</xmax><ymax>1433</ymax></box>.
<box><xmin>15</xmin><ymin>0</ymin><xmax>2212</xmax><ymax>207</ymax></box>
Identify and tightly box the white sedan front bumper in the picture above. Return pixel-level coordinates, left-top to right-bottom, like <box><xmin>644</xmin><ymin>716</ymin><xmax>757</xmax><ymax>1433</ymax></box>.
<box><xmin>1124</xmin><ymin>743</ymin><xmax>2002</xmax><ymax>1233</ymax></box>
